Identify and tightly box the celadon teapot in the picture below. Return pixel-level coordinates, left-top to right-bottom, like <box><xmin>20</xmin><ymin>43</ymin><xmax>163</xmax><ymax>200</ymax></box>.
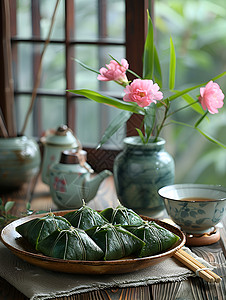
<box><xmin>41</xmin><ymin>125</ymin><xmax>79</xmax><ymax>184</ymax></box>
<box><xmin>48</xmin><ymin>149</ymin><xmax>112</xmax><ymax>209</ymax></box>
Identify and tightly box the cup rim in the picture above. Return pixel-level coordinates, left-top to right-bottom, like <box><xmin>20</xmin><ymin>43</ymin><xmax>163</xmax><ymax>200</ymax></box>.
<box><xmin>158</xmin><ymin>183</ymin><xmax>226</xmax><ymax>202</ymax></box>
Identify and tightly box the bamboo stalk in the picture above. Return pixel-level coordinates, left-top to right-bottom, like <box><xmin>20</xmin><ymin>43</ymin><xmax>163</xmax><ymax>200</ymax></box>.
<box><xmin>20</xmin><ymin>0</ymin><xmax>61</xmax><ymax>136</ymax></box>
<box><xmin>174</xmin><ymin>249</ymin><xmax>221</xmax><ymax>283</ymax></box>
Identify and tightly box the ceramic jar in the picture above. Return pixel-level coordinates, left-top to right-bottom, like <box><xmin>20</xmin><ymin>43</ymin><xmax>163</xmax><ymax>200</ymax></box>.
<box><xmin>113</xmin><ymin>136</ymin><xmax>175</xmax><ymax>217</ymax></box>
<box><xmin>0</xmin><ymin>136</ymin><xmax>41</xmax><ymax>190</ymax></box>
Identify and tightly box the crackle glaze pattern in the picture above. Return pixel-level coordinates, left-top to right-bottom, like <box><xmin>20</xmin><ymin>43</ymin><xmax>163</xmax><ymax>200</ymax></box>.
<box><xmin>113</xmin><ymin>137</ymin><xmax>175</xmax><ymax>217</ymax></box>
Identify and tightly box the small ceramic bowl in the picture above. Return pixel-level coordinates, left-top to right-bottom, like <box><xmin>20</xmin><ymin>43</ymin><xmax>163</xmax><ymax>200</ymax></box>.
<box><xmin>158</xmin><ymin>184</ymin><xmax>226</xmax><ymax>234</ymax></box>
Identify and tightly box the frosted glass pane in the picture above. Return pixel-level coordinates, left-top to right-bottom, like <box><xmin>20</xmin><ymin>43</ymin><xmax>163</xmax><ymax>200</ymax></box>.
<box><xmin>75</xmin><ymin>46</ymin><xmax>99</xmax><ymax>90</ymax></box>
<box><xmin>41</xmin><ymin>45</ymin><xmax>65</xmax><ymax>90</ymax></box>
<box><xmin>17</xmin><ymin>44</ymin><xmax>33</xmax><ymax>90</ymax></box>
<box><xmin>107</xmin><ymin>0</ymin><xmax>125</xmax><ymax>40</ymax></box>
<box><xmin>74</xmin><ymin>0</ymin><xmax>125</xmax><ymax>41</ymax></box>
<box><xmin>74</xmin><ymin>45</ymin><xmax>125</xmax><ymax>93</ymax></box>
<box><xmin>74</xmin><ymin>0</ymin><xmax>98</xmax><ymax>40</ymax></box>
<box><xmin>41</xmin><ymin>97</ymin><xmax>66</xmax><ymax>132</ymax></box>
<box><xmin>17</xmin><ymin>0</ymin><xmax>32</xmax><ymax>38</ymax></box>
<box><xmin>74</xmin><ymin>98</ymin><xmax>124</xmax><ymax>149</ymax></box>
<box><xmin>40</xmin><ymin>0</ymin><xmax>65</xmax><ymax>40</ymax></box>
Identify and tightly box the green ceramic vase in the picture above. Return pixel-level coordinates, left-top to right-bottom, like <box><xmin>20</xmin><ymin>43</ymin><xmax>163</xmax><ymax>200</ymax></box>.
<box><xmin>0</xmin><ymin>136</ymin><xmax>41</xmax><ymax>190</ymax></box>
<box><xmin>113</xmin><ymin>136</ymin><xmax>175</xmax><ymax>217</ymax></box>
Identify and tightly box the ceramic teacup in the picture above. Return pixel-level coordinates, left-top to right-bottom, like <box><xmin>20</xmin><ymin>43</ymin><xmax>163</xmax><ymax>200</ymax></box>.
<box><xmin>158</xmin><ymin>184</ymin><xmax>226</xmax><ymax>234</ymax></box>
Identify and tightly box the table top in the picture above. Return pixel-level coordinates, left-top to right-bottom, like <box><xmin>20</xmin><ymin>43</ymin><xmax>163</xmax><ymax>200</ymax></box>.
<box><xmin>0</xmin><ymin>175</ymin><xmax>226</xmax><ymax>300</ymax></box>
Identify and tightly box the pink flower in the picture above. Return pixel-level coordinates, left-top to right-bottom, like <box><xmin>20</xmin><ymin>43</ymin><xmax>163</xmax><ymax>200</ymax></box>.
<box><xmin>199</xmin><ymin>81</ymin><xmax>224</xmax><ymax>114</ymax></box>
<box><xmin>123</xmin><ymin>79</ymin><xmax>163</xmax><ymax>107</ymax></box>
<box><xmin>97</xmin><ymin>59</ymin><xmax>129</xmax><ymax>84</ymax></box>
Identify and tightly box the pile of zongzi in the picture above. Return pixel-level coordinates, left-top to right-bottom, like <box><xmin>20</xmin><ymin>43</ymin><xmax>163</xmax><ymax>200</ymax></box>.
<box><xmin>16</xmin><ymin>203</ymin><xmax>180</xmax><ymax>261</ymax></box>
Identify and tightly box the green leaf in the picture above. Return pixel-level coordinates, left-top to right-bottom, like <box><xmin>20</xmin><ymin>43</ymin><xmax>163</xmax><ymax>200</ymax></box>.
<box><xmin>171</xmin><ymin>120</ymin><xmax>226</xmax><ymax>149</ymax></box>
<box><xmin>143</xmin><ymin>11</ymin><xmax>154</xmax><ymax>79</ymax></box>
<box><xmin>170</xmin><ymin>120</ymin><xmax>194</xmax><ymax>129</ymax></box>
<box><xmin>68</xmin><ymin>89</ymin><xmax>145</xmax><ymax>115</ymax></box>
<box><xmin>136</xmin><ymin>128</ymin><xmax>146</xmax><ymax>144</ymax></box>
<box><xmin>195</xmin><ymin>128</ymin><xmax>226</xmax><ymax>149</ymax></box>
<box><xmin>168</xmin><ymin>70</ymin><xmax>226</xmax><ymax>102</ymax></box>
<box><xmin>73</xmin><ymin>58</ymin><xmax>100</xmax><ymax>75</ymax></box>
<box><xmin>169</xmin><ymin>36</ymin><xmax>176</xmax><ymax>90</ymax></box>
<box><xmin>127</xmin><ymin>69</ymin><xmax>142</xmax><ymax>79</ymax></box>
<box><xmin>0</xmin><ymin>198</ymin><xmax>2</xmax><ymax>206</ymax></box>
<box><xmin>153</xmin><ymin>46</ymin><xmax>162</xmax><ymax>88</ymax></box>
<box><xmin>4</xmin><ymin>201</ymin><xmax>15</xmax><ymax>213</ymax></box>
<box><xmin>97</xmin><ymin>111</ymin><xmax>133</xmax><ymax>148</ymax></box>
<box><xmin>182</xmin><ymin>94</ymin><xmax>204</xmax><ymax>115</ymax></box>
<box><xmin>144</xmin><ymin>104</ymin><xmax>156</xmax><ymax>141</ymax></box>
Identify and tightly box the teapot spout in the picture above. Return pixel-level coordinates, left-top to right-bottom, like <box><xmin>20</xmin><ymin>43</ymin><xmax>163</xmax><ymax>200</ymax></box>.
<box><xmin>84</xmin><ymin>170</ymin><xmax>112</xmax><ymax>202</ymax></box>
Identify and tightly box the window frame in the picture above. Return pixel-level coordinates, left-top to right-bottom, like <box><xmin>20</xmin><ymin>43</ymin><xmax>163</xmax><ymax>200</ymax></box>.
<box><xmin>0</xmin><ymin>0</ymin><xmax>152</xmax><ymax>171</ymax></box>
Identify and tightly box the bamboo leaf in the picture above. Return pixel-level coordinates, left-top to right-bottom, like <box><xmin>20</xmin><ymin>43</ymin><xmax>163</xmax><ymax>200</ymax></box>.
<box><xmin>154</xmin><ymin>46</ymin><xmax>162</xmax><ymax>88</ymax></box>
<box><xmin>127</xmin><ymin>69</ymin><xmax>142</xmax><ymax>79</ymax></box>
<box><xmin>68</xmin><ymin>89</ymin><xmax>145</xmax><ymax>115</ymax></box>
<box><xmin>170</xmin><ymin>120</ymin><xmax>226</xmax><ymax>149</ymax></box>
<box><xmin>4</xmin><ymin>201</ymin><xmax>15</xmax><ymax>213</ymax></box>
<box><xmin>169</xmin><ymin>36</ymin><xmax>176</xmax><ymax>90</ymax></box>
<box><xmin>136</xmin><ymin>128</ymin><xmax>146</xmax><ymax>144</ymax></box>
<box><xmin>182</xmin><ymin>94</ymin><xmax>204</xmax><ymax>115</ymax></box>
<box><xmin>168</xmin><ymin>70</ymin><xmax>226</xmax><ymax>102</ymax></box>
<box><xmin>170</xmin><ymin>120</ymin><xmax>194</xmax><ymax>128</ymax></box>
<box><xmin>73</xmin><ymin>58</ymin><xmax>100</xmax><ymax>75</ymax></box>
<box><xmin>143</xmin><ymin>11</ymin><xmax>154</xmax><ymax>79</ymax></box>
<box><xmin>195</xmin><ymin>128</ymin><xmax>226</xmax><ymax>148</ymax></box>
<box><xmin>97</xmin><ymin>111</ymin><xmax>133</xmax><ymax>148</ymax></box>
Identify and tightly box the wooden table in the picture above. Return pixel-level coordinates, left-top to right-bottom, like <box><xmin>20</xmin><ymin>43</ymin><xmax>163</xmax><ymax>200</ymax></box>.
<box><xmin>0</xmin><ymin>175</ymin><xmax>226</xmax><ymax>300</ymax></box>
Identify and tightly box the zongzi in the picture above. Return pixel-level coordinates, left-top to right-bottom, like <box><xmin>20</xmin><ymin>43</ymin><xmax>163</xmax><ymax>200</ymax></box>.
<box><xmin>16</xmin><ymin>213</ymin><xmax>71</xmax><ymax>250</ymax></box>
<box><xmin>64</xmin><ymin>202</ymin><xmax>107</xmax><ymax>230</ymax></box>
<box><xmin>100</xmin><ymin>205</ymin><xmax>144</xmax><ymax>226</ymax></box>
<box><xmin>126</xmin><ymin>221</ymin><xmax>180</xmax><ymax>257</ymax></box>
<box><xmin>38</xmin><ymin>227</ymin><xmax>104</xmax><ymax>260</ymax></box>
<box><xmin>86</xmin><ymin>223</ymin><xmax>145</xmax><ymax>260</ymax></box>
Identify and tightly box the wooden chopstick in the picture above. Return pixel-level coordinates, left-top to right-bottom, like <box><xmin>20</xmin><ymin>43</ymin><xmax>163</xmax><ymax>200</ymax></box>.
<box><xmin>174</xmin><ymin>249</ymin><xmax>221</xmax><ymax>283</ymax></box>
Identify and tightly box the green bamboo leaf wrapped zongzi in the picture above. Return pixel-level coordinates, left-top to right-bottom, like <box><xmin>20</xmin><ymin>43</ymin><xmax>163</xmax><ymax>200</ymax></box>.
<box><xmin>16</xmin><ymin>213</ymin><xmax>71</xmax><ymax>250</ymax></box>
<box><xmin>37</xmin><ymin>227</ymin><xmax>104</xmax><ymax>260</ymax></box>
<box><xmin>86</xmin><ymin>223</ymin><xmax>145</xmax><ymax>260</ymax></box>
<box><xmin>126</xmin><ymin>221</ymin><xmax>180</xmax><ymax>257</ymax></box>
<box><xmin>64</xmin><ymin>202</ymin><xmax>107</xmax><ymax>230</ymax></box>
<box><xmin>100</xmin><ymin>205</ymin><xmax>144</xmax><ymax>226</ymax></box>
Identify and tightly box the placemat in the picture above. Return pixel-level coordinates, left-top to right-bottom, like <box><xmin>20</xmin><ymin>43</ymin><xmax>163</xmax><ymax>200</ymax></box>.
<box><xmin>0</xmin><ymin>241</ymin><xmax>195</xmax><ymax>300</ymax></box>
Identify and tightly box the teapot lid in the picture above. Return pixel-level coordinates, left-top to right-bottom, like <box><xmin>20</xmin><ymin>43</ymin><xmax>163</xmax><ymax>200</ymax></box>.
<box><xmin>45</xmin><ymin>125</ymin><xmax>78</xmax><ymax>146</ymax></box>
<box><xmin>60</xmin><ymin>149</ymin><xmax>84</xmax><ymax>164</ymax></box>
<box><xmin>59</xmin><ymin>149</ymin><xmax>94</xmax><ymax>173</ymax></box>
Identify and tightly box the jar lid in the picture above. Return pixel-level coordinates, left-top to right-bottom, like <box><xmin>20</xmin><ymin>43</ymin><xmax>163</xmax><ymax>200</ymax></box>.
<box><xmin>45</xmin><ymin>125</ymin><xmax>78</xmax><ymax>146</ymax></box>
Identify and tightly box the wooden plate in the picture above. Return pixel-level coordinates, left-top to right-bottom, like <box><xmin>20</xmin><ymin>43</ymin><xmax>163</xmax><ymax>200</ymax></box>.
<box><xmin>0</xmin><ymin>211</ymin><xmax>186</xmax><ymax>275</ymax></box>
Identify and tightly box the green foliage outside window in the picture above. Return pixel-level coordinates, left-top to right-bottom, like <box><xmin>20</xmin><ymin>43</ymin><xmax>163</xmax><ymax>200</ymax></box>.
<box><xmin>155</xmin><ymin>0</ymin><xmax>226</xmax><ymax>185</ymax></box>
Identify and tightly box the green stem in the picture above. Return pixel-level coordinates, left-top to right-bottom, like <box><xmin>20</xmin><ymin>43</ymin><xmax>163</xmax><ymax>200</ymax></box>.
<box><xmin>167</xmin><ymin>99</ymin><xmax>199</xmax><ymax>118</ymax></box>
<box><xmin>154</xmin><ymin>103</ymin><xmax>169</xmax><ymax>142</ymax></box>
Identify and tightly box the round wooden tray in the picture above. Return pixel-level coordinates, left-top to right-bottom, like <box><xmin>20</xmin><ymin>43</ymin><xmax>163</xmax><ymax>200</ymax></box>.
<box><xmin>0</xmin><ymin>211</ymin><xmax>186</xmax><ymax>275</ymax></box>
